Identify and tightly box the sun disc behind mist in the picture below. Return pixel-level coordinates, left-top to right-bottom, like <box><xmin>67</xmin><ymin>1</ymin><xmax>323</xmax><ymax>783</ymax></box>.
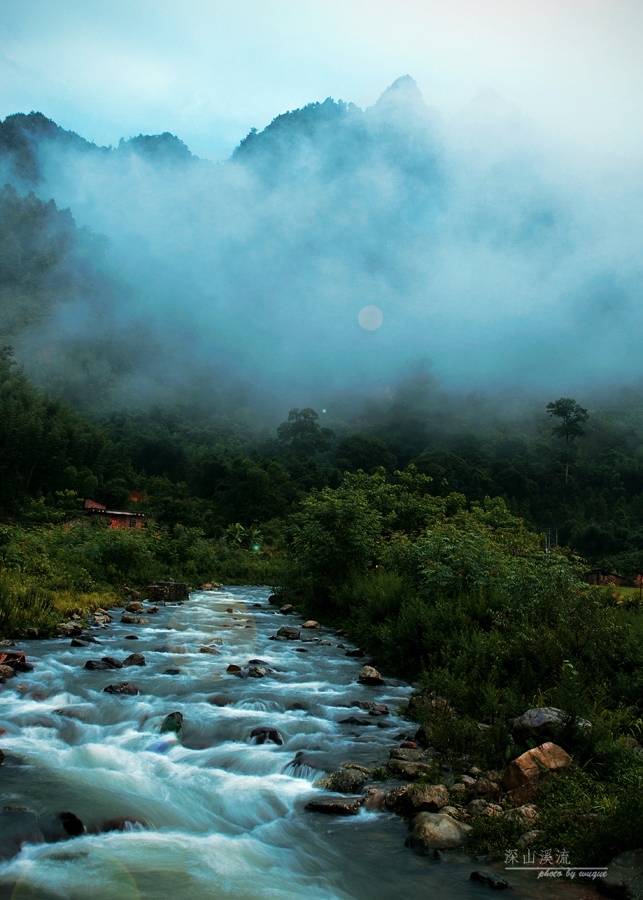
<box><xmin>358</xmin><ymin>305</ymin><xmax>383</xmax><ymax>331</ymax></box>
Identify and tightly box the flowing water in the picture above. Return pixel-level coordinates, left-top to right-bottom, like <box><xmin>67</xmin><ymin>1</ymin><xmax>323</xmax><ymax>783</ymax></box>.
<box><xmin>0</xmin><ymin>587</ymin><xmax>596</xmax><ymax>899</ymax></box>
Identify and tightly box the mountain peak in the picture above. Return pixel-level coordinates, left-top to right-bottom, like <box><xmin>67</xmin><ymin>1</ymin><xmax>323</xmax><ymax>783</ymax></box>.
<box><xmin>371</xmin><ymin>75</ymin><xmax>427</xmax><ymax>121</ymax></box>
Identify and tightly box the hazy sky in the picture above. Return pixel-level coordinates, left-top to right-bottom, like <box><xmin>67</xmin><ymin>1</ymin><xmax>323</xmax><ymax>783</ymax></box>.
<box><xmin>1</xmin><ymin>0</ymin><xmax>642</xmax><ymax>160</ymax></box>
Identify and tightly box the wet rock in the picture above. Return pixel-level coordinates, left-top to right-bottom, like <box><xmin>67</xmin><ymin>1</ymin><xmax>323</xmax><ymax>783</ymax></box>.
<box><xmin>279</xmin><ymin>604</ymin><xmax>294</xmax><ymax>614</ymax></box>
<box><xmin>124</xmin><ymin>634</ymin><xmax>139</xmax><ymax>640</ymax></box>
<box><xmin>208</xmin><ymin>694</ymin><xmax>232</xmax><ymax>706</ymax></box>
<box><xmin>369</xmin><ymin>704</ymin><xmax>389</xmax><ymax>716</ymax></box>
<box><xmin>126</xmin><ymin>601</ymin><xmax>144</xmax><ymax>613</ymax></box>
<box><xmin>302</xmin><ymin>620</ymin><xmax>320</xmax><ymax>629</ymax></box>
<box><xmin>386</xmin><ymin>784</ymin><xmax>449</xmax><ymax>816</ymax></box>
<box><xmin>387</xmin><ymin>759</ymin><xmax>439</xmax><ymax>780</ymax></box>
<box><xmin>250</xmin><ymin>726</ymin><xmax>283</xmax><ymax>745</ymax></box>
<box><xmin>84</xmin><ymin>657</ymin><xmax>122</xmax><ymax>670</ymax></box>
<box><xmin>601</xmin><ymin>848</ymin><xmax>643</xmax><ymax>899</ymax></box>
<box><xmin>345</xmin><ymin>648</ymin><xmax>365</xmax><ymax>657</ymax></box>
<box><xmin>339</xmin><ymin>716</ymin><xmax>372</xmax><ymax>726</ymax></box>
<box><xmin>163</xmin><ymin>668</ymin><xmax>181</xmax><ymax>676</ymax></box>
<box><xmin>305</xmin><ymin>797</ymin><xmax>363</xmax><ymax>815</ymax></box>
<box><xmin>0</xmin><ymin>665</ymin><xmax>15</xmax><ymax>681</ymax></box>
<box><xmin>405</xmin><ymin>812</ymin><xmax>473</xmax><ymax>852</ymax></box>
<box><xmin>199</xmin><ymin>645</ymin><xmax>220</xmax><ymax>654</ymax></box>
<box><xmin>121</xmin><ymin>614</ymin><xmax>140</xmax><ymax>624</ymax></box>
<box><xmin>400</xmin><ymin>741</ymin><xmax>418</xmax><ymax>749</ymax></box>
<box><xmin>59</xmin><ymin>811</ymin><xmax>85</xmax><ymax>836</ymax></box>
<box><xmin>226</xmin><ymin>664</ymin><xmax>243</xmax><ymax>675</ymax></box>
<box><xmin>0</xmin><ymin>807</ymin><xmax>44</xmax><ymax>860</ymax></box>
<box><xmin>295</xmin><ymin>648</ymin><xmax>308</xmax><ymax>653</ymax></box>
<box><xmin>71</xmin><ymin>638</ymin><xmax>91</xmax><ymax>647</ymax></box>
<box><xmin>315</xmin><ymin>769</ymin><xmax>370</xmax><ymax>794</ymax></box>
<box><xmin>501</xmin><ymin>742</ymin><xmax>571</xmax><ymax>804</ymax></box>
<box><xmin>470</xmin><ymin>871</ymin><xmax>510</xmax><ymax>890</ymax></box>
<box><xmin>26</xmin><ymin>628</ymin><xmax>39</xmax><ymax>639</ymax></box>
<box><xmin>160</xmin><ymin>711</ymin><xmax>183</xmax><ymax>736</ymax></box>
<box><xmin>122</xmin><ymin>653</ymin><xmax>146</xmax><ymax>667</ymax></box>
<box><xmin>357</xmin><ymin>665</ymin><xmax>385</xmax><ymax>686</ymax></box>
<box><xmin>145</xmin><ymin>606</ymin><xmax>159</xmax><ymax>614</ymax></box>
<box><xmin>318</xmin><ymin>639</ymin><xmax>332</xmax><ymax>646</ymax></box>
<box><xmin>512</xmin><ymin>707</ymin><xmax>592</xmax><ymax>744</ymax></box>
<box><xmin>390</xmin><ymin>747</ymin><xmax>428</xmax><ymax>762</ymax></box>
<box><xmin>103</xmin><ymin>681</ymin><xmax>139</xmax><ymax>696</ymax></box>
<box><xmin>57</xmin><ymin>623</ymin><xmax>83</xmax><ymax>637</ymax></box>
<box><xmin>248</xmin><ymin>666</ymin><xmax>269</xmax><ymax>678</ymax></box>
<box><xmin>364</xmin><ymin>787</ymin><xmax>387</xmax><ymax>811</ymax></box>
<box><xmin>276</xmin><ymin>625</ymin><xmax>300</xmax><ymax>640</ymax></box>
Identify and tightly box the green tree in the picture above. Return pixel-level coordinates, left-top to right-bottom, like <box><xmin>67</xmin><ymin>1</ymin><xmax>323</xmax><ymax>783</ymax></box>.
<box><xmin>547</xmin><ymin>398</ymin><xmax>589</xmax><ymax>487</ymax></box>
<box><xmin>276</xmin><ymin>408</ymin><xmax>334</xmax><ymax>457</ymax></box>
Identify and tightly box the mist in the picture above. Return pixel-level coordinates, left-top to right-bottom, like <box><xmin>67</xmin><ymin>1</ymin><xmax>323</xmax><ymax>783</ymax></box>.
<box><xmin>2</xmin><ymin>76</ymin><xmax>643</xmax><ymax>420</ymax></box>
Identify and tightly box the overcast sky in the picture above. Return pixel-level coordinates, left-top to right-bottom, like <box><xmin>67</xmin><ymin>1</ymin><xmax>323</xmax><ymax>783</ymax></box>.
<box><xmin>1</xmin><ymin>0</ymin><xmax>642</xmax><ymax>160</ymax></box>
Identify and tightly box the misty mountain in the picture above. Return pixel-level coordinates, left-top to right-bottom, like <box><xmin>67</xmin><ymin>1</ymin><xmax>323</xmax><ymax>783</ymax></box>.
<box><xmin>0</xmin><ymin>77</ymin><xmax>642</xmax><ymax>415</ymax></box>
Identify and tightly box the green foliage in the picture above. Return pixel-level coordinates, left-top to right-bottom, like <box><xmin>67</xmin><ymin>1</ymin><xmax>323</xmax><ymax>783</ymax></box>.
<box><xmin>0</xmin><ymin>573</ymin><xmax>57</xmax><ymax>637</ymax></box>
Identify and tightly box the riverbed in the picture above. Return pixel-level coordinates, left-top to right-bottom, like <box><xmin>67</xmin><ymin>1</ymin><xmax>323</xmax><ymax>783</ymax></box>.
<box><xmin>0</xmin><ymin>587</ymin><xmax>596</xmax><ymax>899</ymax></box>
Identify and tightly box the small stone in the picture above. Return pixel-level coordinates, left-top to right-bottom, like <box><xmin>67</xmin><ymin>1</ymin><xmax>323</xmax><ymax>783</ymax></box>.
<box><xmin>460</xmin><ymin>775</ymin><xmax>476</xmax><ymax>786</ymax></box>
<box><xmin>405</xmin><ymin>812</ymin><xmax>473</xmax><ymax>852</ymax></box>
<box><xmin>122</xmin><ymin>653</ymin><xmax>146</xmax><ymax>667</ymax></box>
<box><xmin>121</xmin><ymin>614</ymin><xmax>139</xmax><ymax>624</ymax></box>
<box><xmin>124</xmin><ymin>634</ymin><xmax>139</xmax><ymax>640</ymax></box>
<box><xmin>163</xmin><ymin>668</ymin><xmax>181</xmax><ymax>675</ymax></box>
<box><xmin>226</xmin><ymin>664</ymin><xmax>242</xmax><ymax>675</ymax></box>
<box><xmin>276</xmin><ymin>626</ymin><xmax>300</xmax><ymax>640</ymax></box>
<box><xmin>103</xmin><ymin>682</ymin><xmax>139</xmax><ymax>695</ymax></box>
<box><xmin>469</xmin><ymin>871</ymin><xmax>509</xmax><ymax>890</ymax></box>
<box><xmin>302</xmin><ymin>620</ymin><xmax>320</xmax><ymax>628</ymax></box>
<box><xmin>59</xmin><ymin>811</ymin><xmax>85</xmax><ymax>836</ymax></box>
<box><xmin>70</xmin><ymin>638</ymin><xmax>90</xmax><ymax>648</ymax></box>
<box><xmin>357</xmin><ymin>665</ymin><xmax>385</xmax><ymax>686</ymax></box>
<box><xmin>126</xmin><ymin>601</ymin><xmax>144</xmax><ymax>613</ymax></box>
<box><xmin>279</xmin><ymin>604</ymin><xmax>294</xmax><ymax>614</ymax></box>
<box><xmin>0</xmin><ymin>665</ymin><xmax>16</xmax><ymax>680</ymax></box>
<box><xmin>199</xmin><ymin>646</ymin><xmax>220</xmax><ymax>655</ymax></box>
<box><xmin>247</xmin><ymin>666</ymin><xmax>269</xmax><ymax>678</ymax></box>
<box><xmin>315</xmin><ymin>769</ymin><xmax>370</xmax><ymax>794</ymax></box>
<box><xmin>345</xmin><ymin>647</ymin><xmax>364</xmax><ymax>657</ymax></box>
<box><xmin>145</xmin><ymin>606</ymin><xmax>158</xmax><ymax>614</ymax></box>
<box><xmin>305</xmin><ymin>797</ymin><xmax>363</xmax><ymax>816</ymax></box>
<box><xmin>160</xmin><ymin>711</ymin><xmax>183</xmax><ymax>736</ymax></box>
<box><xmin>250</xmin><ymin>726</ymin><xmax>283</xmax><ymax>745</ymax></box>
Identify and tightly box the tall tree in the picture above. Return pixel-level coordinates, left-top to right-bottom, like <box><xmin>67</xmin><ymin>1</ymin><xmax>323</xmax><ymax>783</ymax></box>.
<box><xmin>546</xmin><ymin>397</ymin><xmax>589</xmax><ymax>487</ymax></box>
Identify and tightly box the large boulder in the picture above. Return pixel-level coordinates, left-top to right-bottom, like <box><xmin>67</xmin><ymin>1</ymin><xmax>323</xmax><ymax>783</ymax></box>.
<box><xmin>358</xmin><ymin>666</ymin><xmax>385</xmax><ymax>686</ymax></box>
<box><xmin>385</xmin><ymin>784</ymin><xmax>449</xmax><ymax>816</ymax></box>
<box><xmin>502</xmin><ymin>742</ymin><xmax>571</xmax><ymax>803</ymax></box>
<box><xmin>122</xmin><ymin>653</ymin><xmax>146</xmax><ymax>667</ymax></box>
<box><xmin>160</xmin><ymin>712</ymin><xmax>183</xmax><ymax>737</ymax></box>
<box><xmin>601</xmin><ymin>849</ymin><xmax>643</xmax><ymax>900</ymax></box>
<box><xmin>315</xmin><ymin>769</ymin><xmax>370</xmax><ymax>794</ymax></box>
<box><xmin>512</xmin><ymin>707</ymin><xmax>592</xmax><ymax>744</ymax></box>
<box><xmin>405</xmin><ymin>812</ymin><xmax>473</xmax><ymax>852</ymax></box>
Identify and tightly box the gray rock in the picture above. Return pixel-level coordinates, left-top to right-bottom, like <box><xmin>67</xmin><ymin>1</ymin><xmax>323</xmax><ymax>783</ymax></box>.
<box><xmin>602</xmin><ymin>849</ymin><xmax>643</xmax><ymax>900</ymax></box>
<box><xmin>315</xmin><ymin>769</ymin><xmax>370</xmax><ymax>794</ymax></box>
<box><xmin>122</xmin><ymin>653</ymin><xmax>146</xmax><ymax>667</ymax></box>
<box><xmin>387</xmin><ymin>759</ymin><xmax>438</xmax><ymax>780</ymax></box>
<box><xmin>405</xmin><ymin>812</ymin><xmax>473</xmax><ymax>852</ymax></box>
<box><xmin>276</xmin><ymin>626</ymin><xmax>300</xmax><ymax>640</ymax></box>
<box><xmin>385</xmin><ymin>783</ymin><xmax>449</xmax><ymax>816</ymax></box>
<box><xmin>305</xmin><ymin>797</ymin><xmax>363</xmax><ymax>815</ymax></box>
<box><xmin>103</xmin><ymin>681</ymin><xmax>139</xmax><ymax>695</ymax></box>
<box><xmin>512</xmin><ymin>707</ymin><xmax>592</xmax><ymax>743</ymax></box>
<box><xmin>160</xmin><ymin>711</ymin><xmax>183</xmax><ymax>737</ymax></box>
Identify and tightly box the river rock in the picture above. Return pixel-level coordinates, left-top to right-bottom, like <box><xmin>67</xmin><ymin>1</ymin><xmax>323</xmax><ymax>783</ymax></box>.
<box><xmin>71</xmin><ymin>638</ymin><xmax>90</xmax><ymax>648</ymax></box>
<box><xmin>163</xmin><ymin>668</ymin><xmax>181</xmax><ymax>675</ymax></box>
<box><xmin>358</xmin><ymin>666</ymin><xmax>385</xmax><ymax>686</ymax></box>
<box><xmin>104</xmin><ymin>681</ymin><xmax>139</xmax><ymax>696</ymax></box>
<box><xmin>345</xmin><ymin>647</ymin><xmax>365</xmax><ymax>657</ymax></box>
<box><xmin>385</xmin><ymin>784</ymin><xmax>449</xmax><ymax>816</ymax></box>
<box><xmin>121</xmin><ymin>614</ymin><xmax>140</xmax><ymax>624</ymax></box>
<box><xmin>279</xmin><ymin>604</ymin><xmax>294</xmax><ymax>614</ymax></box>
<box><xmin>226</xmin><ymin>664</ymin><xmax>242</xmax><ymax>675</ymax></box>
<box><xmin>387</xmin><ymin>759</ymin><xmax>438</xmax><ymax>780</ymax></box>
<box><xmin>405</xmin><ymin>812</ymin><xmax>473</xmax><ymax>852</ymax></box>
<box><xmin>122</xmin><ymin>653</ymin><xmax>146</xmax><ymax>667</ymax></box>
<box><xmin>369</xmin><ymin>704</ymin><xmax>389</xmax><ymax>716</ymax></box>
<box><xmin>601</xmin><ymin>849</ymin><xmax>643</xmax><ymax>899</ymax></box>
<box><xmin>57</xmin><ymin>623</ymin><xmax>83</xmax><ymax>637</ymax></box>
<box><xmin>0</xmin><ymin>808</ymin><xmax>44</xmax><ymax>860</ymax></box>
<box><xmin>276</xmin><ymin>626</ymin><xmax>300</xmax><ymax>640</ymax></box>
<box><xmin>470</xmin><ymin>871</ymin><xmax>510</xmax><ymax>890</ymax></box>
<box><xmin>305</xmin><ymin>797</ymin><xmax>364</xmax><ymax>816</ymax></box>
<box><xmin>512</xmin><ymin>707</ymin><xmax>592</xmax><ymax>744</ymax></box>
<box><xmin>160</xmin><ymin>711</ymin><xmax>183</xmax><ymax>736</ymax></box>
<box><xmin>250</xmin><ymin>726</ymin><xmax>283</xmax><ymax>745</ymax></box>
<box><xmin>199</xmin><ymin>645</ymin><xmax>220</xmax><ymax>654</ymax></box>
<box><xmin>502</xmin><ymin>742</ymin><xmax>571</xmax><ymax>803</ymax></box>
<box><xmin>315</xmin><ymin>768</ymin><xmax>370</xmax><ymax>794</ymax></box>
<box><xmin>59</xmin><ymin>811</ymin><xmax>85</xmax><ymax>836</ymax></box>
<box><xmin>339</xmin><ymin>716</ymin><xmax>371</xmax><ymax>726</ymax></box>
<box><xmin>145</xmin><ymin>605</ymin><xmax>159</xmax><ymax>614</ymax></box>
<box><xmin>247</xmin><ymin>666</ymin><xmax>269</xmax><ymax>678</ymax></box>
<box><xmin>302</xmin><ymin>620</ymin><xmax>320</xmax><ymax>628</ymax></box>
<box><xmin>84</xmin><ymin>657</ymin><xmax>122</xmax><ymax>670</ymax></box>
<box><xmin>0</xmin><ymin>665</ymin><xmax>16</xmax><ymax>681</ymax></box>
<box><xmin>126</xmin><ymin>601</ymin><xmax>144</xmax><ymax>613</ymax></box>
